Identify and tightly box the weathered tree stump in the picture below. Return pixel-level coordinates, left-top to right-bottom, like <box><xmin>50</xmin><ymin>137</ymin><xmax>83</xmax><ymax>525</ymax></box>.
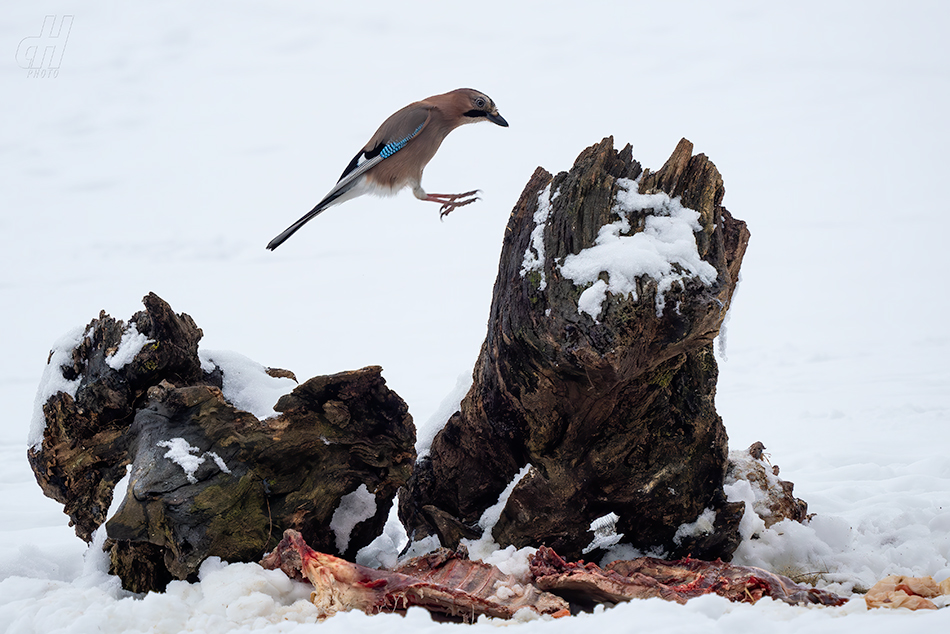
<box><xmin>28</xmin><ymin>292</ymin><xmax>204</xmax><ymax>542</ymax></box>
<box><xmin>400</xmin><ymin>138</ymin><xmax>751</xmax><ymax>560</ymax></box>
<box><xmin>29</xmin><ymin>293</ymin><xmax>415</xmax><ymax>592</ymax></box>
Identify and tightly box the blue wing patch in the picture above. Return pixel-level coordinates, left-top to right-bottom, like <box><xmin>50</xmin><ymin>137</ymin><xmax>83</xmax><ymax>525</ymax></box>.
<box><xmin>378</xmin><ymin>123</ymin><xmax>425</xmax><ymax>159</ymax></box>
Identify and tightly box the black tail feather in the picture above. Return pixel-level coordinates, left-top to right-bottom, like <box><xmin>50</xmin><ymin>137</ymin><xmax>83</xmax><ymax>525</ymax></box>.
<box><xmin>265</xmin><ymin>189</ymin><xmax>349</xmax><ymax>250</ymax></box>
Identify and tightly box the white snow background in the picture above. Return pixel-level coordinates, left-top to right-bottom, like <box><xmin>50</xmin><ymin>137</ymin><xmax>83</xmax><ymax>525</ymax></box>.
<box><xmin>2</xmin><ymin>1</ymin><xmax>949</xmax><ymax>632</ymax></box>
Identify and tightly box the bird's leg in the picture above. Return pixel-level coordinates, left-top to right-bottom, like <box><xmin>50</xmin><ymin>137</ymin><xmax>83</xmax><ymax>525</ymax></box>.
<box><xmin>424</xmin><ymin>190</ymin><xmax>481</xmax><ymax>218</ymax></box>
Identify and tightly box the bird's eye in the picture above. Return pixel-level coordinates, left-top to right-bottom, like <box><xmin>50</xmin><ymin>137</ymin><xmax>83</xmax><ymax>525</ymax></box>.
<box><xmin>474</xmin><ymin>97</ymin><xmax>487</xmax><ymax>109</ymax></box>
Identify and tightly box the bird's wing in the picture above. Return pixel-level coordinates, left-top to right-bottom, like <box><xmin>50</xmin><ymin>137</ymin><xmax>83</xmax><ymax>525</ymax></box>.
<box><xmin>337</xmin><ymin>104</ymin><xmax>432</xmax><ymax>183</ymax></box>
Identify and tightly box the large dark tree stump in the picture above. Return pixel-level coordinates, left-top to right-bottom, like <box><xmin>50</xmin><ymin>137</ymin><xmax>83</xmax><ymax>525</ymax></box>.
<box><xmin>400</xmin><ymin>138</ymin><xmax>751</xmax><ymax>561</ymax></box>
<box><xmin>29</xmin><ymin>293</ymin><xmax>415</xmax><ymax>592</ymax></box>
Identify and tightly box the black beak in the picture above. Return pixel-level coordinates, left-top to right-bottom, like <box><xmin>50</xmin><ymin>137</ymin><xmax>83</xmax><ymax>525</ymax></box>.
<box><xmin>487</xmin><ymin>111</ymin><xmax>509</xmax><ymax>127</ymax></box>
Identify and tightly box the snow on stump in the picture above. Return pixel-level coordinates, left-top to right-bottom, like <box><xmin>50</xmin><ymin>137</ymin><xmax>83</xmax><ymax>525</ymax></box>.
<box><xmin>400</xmin><ymin>137</ymin><xmax>751</xmax><ymax>561</ymax></box>
<box><xmin>29</xmin><ymin>293</ymin><xmax>415</xmax><ymax>593</ymax></box>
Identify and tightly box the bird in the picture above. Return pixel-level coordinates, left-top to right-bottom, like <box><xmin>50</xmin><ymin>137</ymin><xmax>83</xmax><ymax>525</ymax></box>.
<box><xmin>266</xmin><ymin>88</ymin><xmax>509</xmax><ymax>251</ymax></box>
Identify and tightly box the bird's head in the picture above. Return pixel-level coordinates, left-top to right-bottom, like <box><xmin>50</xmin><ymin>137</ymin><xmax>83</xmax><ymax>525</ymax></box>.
<box><xmin>456</xmin><ymin>88</ymin><xmax>509</xmax><ymax>127</ymax></box>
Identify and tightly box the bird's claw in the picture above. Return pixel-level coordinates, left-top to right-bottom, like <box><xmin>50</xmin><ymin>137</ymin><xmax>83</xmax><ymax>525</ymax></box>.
<box><xmin>439</xmin><ymin>198</ymin><xmax>478</xmax><ymax>218</ymax></box>
<box><xmin>432</xmin><ymin>190</ymin><xmax>481</xmax><ymax>219</ymax></box>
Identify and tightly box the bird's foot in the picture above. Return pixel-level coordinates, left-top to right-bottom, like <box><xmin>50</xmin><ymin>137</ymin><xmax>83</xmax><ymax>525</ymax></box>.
<box><xmin>426</xmin><ymin>190</ymin><xmax>481</xmax><ymax>218</ymax></box>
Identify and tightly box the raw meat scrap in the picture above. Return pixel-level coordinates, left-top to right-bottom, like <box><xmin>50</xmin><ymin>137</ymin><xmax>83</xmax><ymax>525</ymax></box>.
<box><xmin>529</xmin><ymin>546</ymin><xmax>847</xmax><ymax>607</ymax></box>
<box><xmin>260</xmin><ymin>529</ymin><xmax>569</xmax><ymax>621</ymax></box>
<box><xmin>864</xmin><ymin>575</ymin><xmax>943</xmax><ymax>610</ymax></box>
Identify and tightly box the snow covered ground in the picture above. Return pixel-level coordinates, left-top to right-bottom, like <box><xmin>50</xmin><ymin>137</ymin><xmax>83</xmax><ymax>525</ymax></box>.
<box><xmin>2</xmin><ymin>1</ymin><xmax>949</xmax><ymax>632</ymax></box>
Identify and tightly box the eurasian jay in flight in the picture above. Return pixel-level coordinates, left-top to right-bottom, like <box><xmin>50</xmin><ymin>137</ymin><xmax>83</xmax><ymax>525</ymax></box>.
<box><xmin>266</xmin><ymin>88</ymin><xmax>508</xmax><ymax>250</ymax></box>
